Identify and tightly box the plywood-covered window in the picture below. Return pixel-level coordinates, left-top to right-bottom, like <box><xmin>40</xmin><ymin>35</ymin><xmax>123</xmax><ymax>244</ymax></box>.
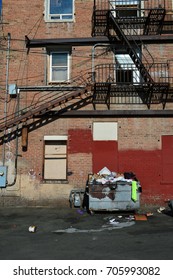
<box><xmin>44</xmin><ymin>136</ymin><xmax>67</xmax><ymax>180</ymax></box>
<box><xmin>93</xmin><ymin>122</ymin><xmax>118</xmax><ymax>141</ymax></box>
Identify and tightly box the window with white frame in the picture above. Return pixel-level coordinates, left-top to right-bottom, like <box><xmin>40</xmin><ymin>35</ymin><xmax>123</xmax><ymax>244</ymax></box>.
<box><xmin>49</xmin><ymin>52</ymin><xmax>70</xmax><ymax>83</ymax></box>
<box><xmin>45</xmin><ymin>0</ymin><xmax>74</xmax><ymax>22</ymax></box>
<box><xmin>115</xmin><ymin>53</ymin><xmax>140</xmax><ymax>84</ymax></box>
<box><xmin>110</xmin><ymin>0</ymin><xmax>140</xmax><ymax>18</ymax></box>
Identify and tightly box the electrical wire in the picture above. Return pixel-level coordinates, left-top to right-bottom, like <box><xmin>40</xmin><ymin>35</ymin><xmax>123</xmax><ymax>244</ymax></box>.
<box><xmin>26</xmin><ymin>14</ymin><xmax>44</xmax><ymax>38</ymax></box>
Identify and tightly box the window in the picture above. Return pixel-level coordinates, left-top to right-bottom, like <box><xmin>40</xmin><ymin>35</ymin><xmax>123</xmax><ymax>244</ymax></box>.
<box><xmin>116</xmin><ymin>69</ymin><xmax>133</xmax><ymax>84</ymax></box>
<box><xmin>46</xmin><ymin>0</ymin><xmax>74</xmax><ymax>22</ymax></box>
<box><xmin>50</xmin><ymin>52</ymin><xmax>70</xmax><ymax>82</ymax></box>
<box><xmin>115</xmin><ymin>54</ymin><xmax>140</xmax><ymax>84</ymax></box>
<box><xmin>110</xmin><ymin>0</ymin><xmax>140</xmax><ymax>18</ymax></box>
<box><xmin>43</xmin><ymin>136</ymin><xmax>67</xmax><ymax>181</ymax></box>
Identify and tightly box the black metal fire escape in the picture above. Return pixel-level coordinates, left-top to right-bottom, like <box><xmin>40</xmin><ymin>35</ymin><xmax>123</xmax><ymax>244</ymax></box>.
<box><xmin>0</xmin><ymin>1</ymin><xmax>172</xmax><ymax>137</ymax></box>
<box><xmin>143</xmin><ymin>8</ymin><xmax>166</xmax><ymax>35</ymax></box>
<box><xmin>0</xmin><ymin>85</ymin><xmax>92</xmax><ymax>133</ymax></box>
<box><xmin>92</xmin><ymin>2</ymin><xmax>170</xmax><ymax>108</ymax></box>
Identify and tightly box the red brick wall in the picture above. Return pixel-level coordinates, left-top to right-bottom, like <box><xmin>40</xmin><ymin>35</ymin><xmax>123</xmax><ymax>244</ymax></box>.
<box><xmin>68</xmin><ymin>129</ymin><xmax>93</xmax><ymax>154</ymax></box>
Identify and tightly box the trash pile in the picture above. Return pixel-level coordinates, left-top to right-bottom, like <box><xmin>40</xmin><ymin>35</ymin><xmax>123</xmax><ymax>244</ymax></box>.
<box><xmin>101</xmin><ymin>215</ymin><xmax>136</xmax><ymax>229</ymax></box>
<box><xmin>88</xmin><ymin>167</ymin><xmax>138</xmax><ymax>185</ymax></box>
<box><xmin>105</xmin><ymin>213</ymin><xmax>148</xmax><ymax>226</ymax></box>
<box><xmin>28</xmin><ymin>225</ymin><xmax>37</xmax><ymax>233</ymax></box>
<box><xmin>157</xmin><ymin>207</ymin><xmax>165</xmax><ymax>213</ymax></box>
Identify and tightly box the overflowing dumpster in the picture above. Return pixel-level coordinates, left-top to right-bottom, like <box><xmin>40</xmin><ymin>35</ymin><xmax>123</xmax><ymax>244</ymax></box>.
<box><xmin>83</xmin><ymin>167</ymin><xmax>142</xmax><ymax>212</ymax></box>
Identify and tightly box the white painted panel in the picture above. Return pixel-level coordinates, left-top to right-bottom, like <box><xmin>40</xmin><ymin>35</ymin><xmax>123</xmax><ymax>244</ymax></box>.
<box><xmin>44</xmin><ymin>159</ymin><xmax>66</xmax><ymax>180</ymax></box>
<box><xmin>93</xmin><ymin>122</ymin><xmax>118</xmax><ymax>140</ymax></box>
<box><xmin>44</xmin><ymin>135</ymin><xmax>68</xmax><ymax>140</ymax></box>
<box><xmin>45</xmin><ymin>144</ymin><xmax>67</xmax><ymax>155</ymax></box>
<box><xmin>45</xmin><ymin>154</ymin><xmax>66</xmax><ymax>159</ymax></box>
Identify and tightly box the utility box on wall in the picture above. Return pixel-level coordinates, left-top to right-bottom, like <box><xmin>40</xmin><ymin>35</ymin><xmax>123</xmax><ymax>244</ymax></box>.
<box><xmin>0</xmin><ymin>166</ymin><xmax>7</xmax><ymax>188</ymax></box>
<box><xmin>9</xmin><ymin>84</ymin><xmax>17</xmax><ymax>96</ymax></box>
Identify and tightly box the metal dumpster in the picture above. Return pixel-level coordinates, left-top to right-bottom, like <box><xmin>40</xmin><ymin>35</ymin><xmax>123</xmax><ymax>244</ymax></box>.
<box><xmin>83</xmin><ymin>178</ymin><xmax>141</xmax><ymax>212</ymax></box>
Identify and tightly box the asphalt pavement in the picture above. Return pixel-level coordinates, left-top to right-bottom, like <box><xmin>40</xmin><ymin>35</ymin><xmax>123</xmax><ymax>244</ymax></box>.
<box><xmin>0</xmin><ymin>206</ymin><xmax>173</xmax><ymax>260</ymax></box>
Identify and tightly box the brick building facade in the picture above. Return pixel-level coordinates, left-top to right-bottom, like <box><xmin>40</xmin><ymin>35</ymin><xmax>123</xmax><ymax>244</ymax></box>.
<box><xmin>0</xmin><ymin>0</ymin><xmax>173</xmax><ymax>207</ymax></box>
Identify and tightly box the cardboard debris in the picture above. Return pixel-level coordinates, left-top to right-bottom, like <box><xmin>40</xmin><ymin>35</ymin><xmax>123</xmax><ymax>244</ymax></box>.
<box><xmin>134</xmin><ymin>214</ymin><xmax>147</xmax><ymax>221</ymax></box>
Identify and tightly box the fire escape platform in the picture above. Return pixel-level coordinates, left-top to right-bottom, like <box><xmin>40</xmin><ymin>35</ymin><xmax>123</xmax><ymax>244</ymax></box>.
<box><xmin>92</xmin><ymin>82</ymin><xmax>170</xmax><ymax>106</ymax></box>
<box><xmin>92</xmin><ymin>9</ymin><xmax>173</xmax><ymax>36</ymax></box>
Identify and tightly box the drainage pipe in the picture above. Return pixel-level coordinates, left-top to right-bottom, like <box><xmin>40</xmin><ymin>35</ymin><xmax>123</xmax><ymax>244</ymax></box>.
<box><xmin>2</xmin><ymin>32</ymin><xmax>11</xmax><ymax>166</ymax></box>
<box><xmin>91</xmin><ymin>43</ymin><xmax>111</xmax><ymax>82</ymax></box>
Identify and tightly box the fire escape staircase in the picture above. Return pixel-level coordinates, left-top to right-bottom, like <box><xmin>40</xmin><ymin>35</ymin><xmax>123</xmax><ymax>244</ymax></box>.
<box><xmin>92</xmin><ymin>7</ymin><xmax>169</xmax><ymax>108</ymax></box>
<box><xmin>0</xmin><ymin>85</ymin><xmax>92</xmax><ymax>133</ymax></box>
<box><xmin>143</xmin><ymin>8</ymin><xmax>166</xmax><ymax>35</ymax></box>
<box><xmin>93</xmin><ymin>82</ymin><xmax>111</xmax><ymax>109</ymax></box>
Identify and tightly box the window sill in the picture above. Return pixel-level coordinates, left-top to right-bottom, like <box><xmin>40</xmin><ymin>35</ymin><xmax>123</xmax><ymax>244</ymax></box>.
<box><xmin>45</xmin><ymin>19</ymin><xmax>74</xmax><ymax>23</ymax></box>
<box><xmin>41</xmin><ymin>180</ymin><xmax>69</xmax><ymax>184</ymax></box>
<box><xmin>48</xmin><ymin>82</ymin><xmax>71</xmax><ymax>85</ymax></box>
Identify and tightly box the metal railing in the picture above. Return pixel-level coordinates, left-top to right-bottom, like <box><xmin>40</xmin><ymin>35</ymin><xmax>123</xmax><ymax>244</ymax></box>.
<box><xmin>93</xmin><ymin>0</ymin><xmax>167</xmax><ymax>11</ymax></box>
<box><xmin>92</xmin><ymin>0</ymin><xmax>173</xmax><ymax>34</ymax></box>
<box><xmin>108</xmin><ymin>11</ymin><xmax>155</xmax><ymax>70</ymax></box>
<box><xmin>93</xmin><ymin>2</ymin><xmax>173</xmax><ymax>34</ymax></box>
<box><xmin>94</xmin><ymin>62</ymin><xmax>169</xmax><ymax>83</ymax></box>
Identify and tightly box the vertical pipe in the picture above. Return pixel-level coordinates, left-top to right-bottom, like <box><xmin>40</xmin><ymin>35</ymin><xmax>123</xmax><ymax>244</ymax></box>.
<box><xmin>92</xmin><ymin>43</ymin><xmax>110</xmax><ymax>82</ymax></box>
<box><xmin>2</xmin><ymin>32</ymin><xmax>11</xmax><ymax>165</ymax></box>
<box><xmin>93</xmin><ymin>0</ymin><xmax>96</xmax><ymax>10</ymax></box>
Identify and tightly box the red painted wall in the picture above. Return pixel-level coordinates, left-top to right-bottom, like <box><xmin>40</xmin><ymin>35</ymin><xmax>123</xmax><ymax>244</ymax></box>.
<box><xmin>92</xmin><ymin>141</ymin><xmax>118</xmax><ymax>173</ymax></box>
<box><xmin>68</xmin><ymin>129</ymin><xmax>118</xmax><ymax>173</ymax></box>
<box><xmin>68</xmin><ymin>129</ymin><xmax>173</xmax><ymax>205</ymax></box>
<box><xmin>119</xmin><ymin>148</ymin><xmax>173</xmax><ymax>205</ymax></box>
<box><xmin>162</xmin><ymin>136</ymin><xmax>173</xmax><ymax>182</ymax></box>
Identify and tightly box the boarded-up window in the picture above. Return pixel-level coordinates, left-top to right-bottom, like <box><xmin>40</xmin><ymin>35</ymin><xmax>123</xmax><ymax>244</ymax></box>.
<box><xmin>93</xmin><ymin>122</ymin><xmax>118</xmax><ymax>141</ymax></box>
<box><xmin>44</xmin><ymin>136</ymin><xmax>67</xmax><ymax>180</ymax></box>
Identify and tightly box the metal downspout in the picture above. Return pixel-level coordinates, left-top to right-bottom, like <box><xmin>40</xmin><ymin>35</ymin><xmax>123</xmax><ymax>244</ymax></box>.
<box><xmin>2</xmin><ymin>32</ymin><xmax>10</xmax><ymax>166</ymax></box>
<box><xmin>92</xmin><ymin>43</ymin><xmax>110</xmax><ymax>82</ymax></box>
<box><xmin>7</xmin><ymin>90</ymin><xmax>20</xmax><ymax>187</ymax></box>
<box><xmin>2</xmin><ymin>33</ymin><xmax>19</xmax><ymax>187</ymax></box>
